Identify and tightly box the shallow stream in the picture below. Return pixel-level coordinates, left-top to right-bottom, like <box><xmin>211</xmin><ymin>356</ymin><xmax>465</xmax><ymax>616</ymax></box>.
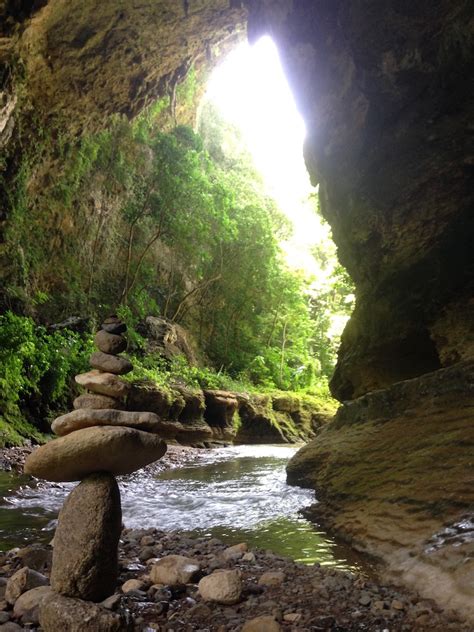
<box><xmin>0</xmin><ymin>444</ymin><xmax>364</xmax><ymax>571</ymax></box>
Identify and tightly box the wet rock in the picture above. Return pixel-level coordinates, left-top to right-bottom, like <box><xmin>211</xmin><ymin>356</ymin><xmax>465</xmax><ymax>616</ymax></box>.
<box><xmin>89</xmin><ymin>351</ymin><xmax>132</xmax><ymax>375</ymax></box>
<box><xmin>24</xmin><ymin>426</ymin><xmax>167</xmax><ymax>481</ymax></box>
<box><xmin>241</xmin><ymin>615</ymin><xmax>282</xmax><ymax>631</ymax></box>
<box><xmin>15</xmin><ymin>546</ymin><xmax>51</xmax><ymax>573</ymax></box>
<box><xmin>73</xmin><ymin>393</ymin><xmax>121</xmax><ymax>410</ymax></box>
<box><xmin>75</xmin><ymin>370</ymin><xmax>130</xmax><ymax>399</ymax></box>
<box><xmin>100</xmin><ymin>594</ymin><xmax>122</xmax><ymax>610</ymax></box>
<box><xmin>258</xmin><ymin>571</ymin><xmax>286</xmax><ymax>586</ymax></box>
<box><xmin>0</xmin><ymin>623</ymin><xmax>22</xmax><ymax>631</ymax></box>
<box><xmin>242</xmin><ymin>552</ymin><xmax>256</xmax><ymax>563</ymax></box>
<box><xmin>39</xmin><ymin>593</ymin><xmax>127</xmax><ymax>632</ymax></box>
<box><xmin>51</xmin><ymin>409</ymin><xmax>162</xmax><ymax>436</ymax></box>
<box><xmin>222</xmin><ymin>543</ymin><xmax>247</xmax><ymax>561</ymax></box>
<box><xmin>121</xmin><ymin>579</ymin><xmax>145</xmax><ymax>594</ymax></box>
<box><xmin>5</xmin><ymin>568</ymin><xmax>48</xmax><ymax>604</ymax></box>
<box><xmin>12</xmin><ymin>586</ymin><xmax>52</xmax><ymax>624</ymax></box>
<box><xmin>51</xmin><ymin>473</ymin><xmax>121</xmax><ymax>602</ymax></box>
<box><xmin>283</xmin><ymin>612</ymin><xmax>302</xmax><ymax>623</ymax></box>
<box><xmin>198</xmin><ymin>569</ymin><xmax>242</xmax><ymax>605</ymax></box>
<box><xmin>102</xmin><ymin>321</ymin><xmax>127</xmax><ymax>335</ymax></box>
<box><xmin>94</xmin><ymin>330</ymin><xmax>127</xmax><ymax>355</ymax></box>
<box><xmin>150</xmin><ymin>555</ymin><xmax>200</xmax><ymax>586</ymax></box>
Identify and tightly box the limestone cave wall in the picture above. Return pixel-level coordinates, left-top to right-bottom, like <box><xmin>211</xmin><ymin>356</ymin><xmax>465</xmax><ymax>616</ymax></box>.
<box><xmin>247</xmin><ymin>0</ymin><xmax>474</xmax><ymax>400</ymax></box>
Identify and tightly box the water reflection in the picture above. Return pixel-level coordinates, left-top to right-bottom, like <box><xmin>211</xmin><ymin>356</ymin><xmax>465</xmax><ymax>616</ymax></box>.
<box><xmin>0</xmin><ymin>445</ymin><xmax>363</xmax><ymax>571</ymax></box>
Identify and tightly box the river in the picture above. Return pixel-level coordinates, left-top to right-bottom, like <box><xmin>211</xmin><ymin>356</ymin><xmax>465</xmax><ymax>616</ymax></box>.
<box><xmin>0</xmin><ymin>444</ymin><xmax>364</xmax><ymax>572</ymax></box>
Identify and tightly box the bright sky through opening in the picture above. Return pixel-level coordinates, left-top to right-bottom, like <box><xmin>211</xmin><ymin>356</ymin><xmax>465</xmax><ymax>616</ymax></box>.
<box><xmin>205</xmin><ymin>36</ymin><xmax>328</xmax><ymax>275</ymax></box>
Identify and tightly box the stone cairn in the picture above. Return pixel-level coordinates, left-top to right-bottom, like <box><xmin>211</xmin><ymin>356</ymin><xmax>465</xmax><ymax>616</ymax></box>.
<box><xmin>23</xmin><ymin>316</ymin><xmax>167</xmax><ymax>606</ymax></box>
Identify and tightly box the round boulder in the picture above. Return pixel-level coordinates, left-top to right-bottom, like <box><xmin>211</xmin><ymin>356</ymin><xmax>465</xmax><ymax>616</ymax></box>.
<box><xmin>94</xmin><ymin>330</ymin><xmax>127</xmax><ymax>355</ymax></box>
<box><xmin>24</xmin><ymin>426</ymin><xmax>167</xmax><ymax>482</ymax></box>
<box><xmin>198</xmin><ymin>570</ymin><xmax>242</xmax><ymax>604</ymax></box>
<box><xmin>51</xmin><ymin>473</ymin><xmax>121</xmax><ymax>602</ymax></box>
<box><xmin>73</xmin><ymin>393</ymin><xmax>121</xmax><ymax>410</ymax></box>
<box><xmin>150</xmin><ymin>555</ymin><xmax>200</xmax><ymax>586</ymax></box>
<box><xmin>89</xmin><ymin>351</ymin><xmax>133</xmax><ymax>375</ymax></box>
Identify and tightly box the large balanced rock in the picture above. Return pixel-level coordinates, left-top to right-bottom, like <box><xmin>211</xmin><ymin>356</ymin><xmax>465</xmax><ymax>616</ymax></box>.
<box><xmin>39</xmin><ymin>593</ymin><xmax>127</xmax><ymax>632</ymax></box>
<box><xmin>51</xmin><ymin>409</ymin><xmax>162</xmax><ymax>436</ymax></box>
<box><xmin>24</xmin><ymin>426</ymin><xmax>167</xmax><ymax>481</ymax></box>
<box><xmin>94</xmin><ymin>330</ymin><xmax>127</xmax><ymax>355</ymax></box>
<box><xmin>75</xmin><ymin>371</ymin><xmax>130</xmax><ymax>399</ymax></box>
<box><xmin>73</xmin><ymin>393</ymin><xmax>121</xmax><ymax>410</ymax></box>
<box><xmin>89</xmin><ymin>351</ymin><xmax>132</xmax><ymax>375</ymax></box>
<box><xmin>51</xmin><ymin>473</ymin><xmax>121</xmax><ymax>601</ymax></box>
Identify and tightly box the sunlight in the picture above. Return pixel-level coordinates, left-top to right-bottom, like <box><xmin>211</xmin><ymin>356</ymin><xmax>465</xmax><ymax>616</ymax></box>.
<box><xmin>204</xmin><ymin>36</ymin><xmax>325</xmax><ymax>276</ymax></box>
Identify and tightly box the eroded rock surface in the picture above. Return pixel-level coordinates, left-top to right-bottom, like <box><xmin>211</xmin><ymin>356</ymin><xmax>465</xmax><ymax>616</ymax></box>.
<box><xmin>247</xmin><ymin>0</ymin><xmax>474</xmax><ymax>399</ymax></box>
<box><xmin>287</xmin><ymin>360</ymin><xmax>474</xmax><ymax>620</ymax></box>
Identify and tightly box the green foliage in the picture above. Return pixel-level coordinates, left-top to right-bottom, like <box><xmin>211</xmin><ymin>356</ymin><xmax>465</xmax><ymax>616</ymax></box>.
<box><xmin>2</xmin><ymin>92</ymin><xmax>353</xmax><ymax>415</ymax></box>
<box><xmin>0</xmin><ymin>312</ymin><xmax>93</xmax><ymax>446</ymax></box>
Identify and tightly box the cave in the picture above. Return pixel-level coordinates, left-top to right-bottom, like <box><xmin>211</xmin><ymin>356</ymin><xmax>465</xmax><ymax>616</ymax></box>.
<box><xmin>1</xmin><ymin>0</ymin><xmax>473</xmax><ymax>623</ymax></box>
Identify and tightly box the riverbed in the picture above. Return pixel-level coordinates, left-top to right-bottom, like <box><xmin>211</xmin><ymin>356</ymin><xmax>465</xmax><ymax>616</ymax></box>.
<box><xmin>0</xmin><ymin>444</ymin><xmax>362</xmax><ymax>571</ymax></box>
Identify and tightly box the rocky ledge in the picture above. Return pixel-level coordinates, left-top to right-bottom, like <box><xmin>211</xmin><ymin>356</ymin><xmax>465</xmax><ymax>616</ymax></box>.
<box><xmin>287</xmin><ymin>360</ymin><xmax>474</xmax><ymax>622</ymax></box>
<box><xmin>0</xmin><ymin>528</ymin><xmax>471</xmax><ymax>631</ymax></box>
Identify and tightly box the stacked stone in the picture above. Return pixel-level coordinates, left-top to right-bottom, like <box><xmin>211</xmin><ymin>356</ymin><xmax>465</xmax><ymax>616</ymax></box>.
<box><xmin>23</xmin><ymin>316</ymin><xmax>167</xmax><ymax>613</ymax></box>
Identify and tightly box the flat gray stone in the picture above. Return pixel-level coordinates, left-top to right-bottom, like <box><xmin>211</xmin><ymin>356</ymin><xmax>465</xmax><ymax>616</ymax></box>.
<box><xmin>51</xmin><ymin>409</ymin><xmax>162</xmax><ymax>436</ymax></box>
<box><xmin>89</xmin><ymin>351</ymin><xmax>132</xmax><ymax>375</ymax></box>
<box><xmin>75</xmin><ymin>371</ymin><xmax>130</xmax><ymax>399</ymax></box>
<box><xmin>51</xmin><ymin>473</ymin><xmax>121</xmax><ymax>602</ymax></box>
<box><xmin>24</xmin><ymin>426</ymin><xmax>167</xmax><ymax>482</ymax></box>
<box><xmin>94</xmin><ymin>330</ymin><xmax>126</xmax><ymax>355</ymax></box>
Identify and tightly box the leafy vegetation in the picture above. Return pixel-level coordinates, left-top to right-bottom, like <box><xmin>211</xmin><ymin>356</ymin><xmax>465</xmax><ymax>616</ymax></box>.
<box><xmin>0</xmin><ymin>93</ymin><xmax>353</xmax><ymax>443</ymax></box>
<box><xmin>0</xmin><ymin>312</ymin><xmax>93</xmax><ymax>446</ymax></box>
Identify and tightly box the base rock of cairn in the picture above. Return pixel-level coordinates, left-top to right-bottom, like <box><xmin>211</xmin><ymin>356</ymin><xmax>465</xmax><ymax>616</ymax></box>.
<box><xmin>51</xmin><ymin>472</ymin><xmax>121</xmax><ymax>601</ymax></box>
<box><xmin>24</xmin><ymin>315</ymin><xmax>167</xmax><ymax>609</ymax></box>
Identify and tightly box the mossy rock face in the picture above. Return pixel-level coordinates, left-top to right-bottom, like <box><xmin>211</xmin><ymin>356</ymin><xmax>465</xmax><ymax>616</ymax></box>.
<box><xmin>127</xmin><ymin>382</ymin><xmax>175</xmax><ymax>419</ymax></box>
<box><xmin>234</xmin><ymin>392</ymin><xmax>331</xmax><ymax>444</ymax></box>
<box><xmin>287</xmin><ymin>361</ymin><xmax>474</xmax><ymax>620</ymax></box>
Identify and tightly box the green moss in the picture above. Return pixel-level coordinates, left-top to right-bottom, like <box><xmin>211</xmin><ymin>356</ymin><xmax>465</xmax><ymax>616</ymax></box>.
<box><xmin>0</xmin><ymin>417</ymin><xmax>48</xmax><ymax>448</ymax></box>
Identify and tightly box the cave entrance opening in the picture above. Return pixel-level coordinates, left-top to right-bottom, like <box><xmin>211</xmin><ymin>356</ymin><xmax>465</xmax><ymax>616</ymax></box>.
<box><xmin>198</xmin><ymin>36</ymin><xmax>355</xmax><ymax>368</ymax></box>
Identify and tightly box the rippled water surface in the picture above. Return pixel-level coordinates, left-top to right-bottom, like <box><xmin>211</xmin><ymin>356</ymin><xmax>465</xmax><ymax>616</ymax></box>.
<box><xmin>0</xmin><ymin>445</ymin><xmax>363</xmax><ymax>570</ymax></box>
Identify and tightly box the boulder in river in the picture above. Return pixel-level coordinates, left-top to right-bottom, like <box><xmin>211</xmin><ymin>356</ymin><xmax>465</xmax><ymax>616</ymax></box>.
<box><xmin>89</xmin><ymin>351</ymin><xmax>132</xmax><ymax>375</ymax></box>
<box><xmin>51</xmin><ymin>473</ymin><xmax>121</xmax><ymax>602</ymax></box>
<box><xmin>75</xmin><ymin>371</ymin><xmax>130</xmax><ymax>399</ymax></box>
<box><xmin>51</xmin><ymin>409</ymin><xmax>162</xmax><ymax>436</ymax></box>
<box><xmin>24</xmin><ymin>426</ymin><xmax>167</xmax><ymax>482</ymax></box>
<box><xmin>94</xmin><ymin>330</ymin><xmax>127</xmax><ymax>355</ymax></box>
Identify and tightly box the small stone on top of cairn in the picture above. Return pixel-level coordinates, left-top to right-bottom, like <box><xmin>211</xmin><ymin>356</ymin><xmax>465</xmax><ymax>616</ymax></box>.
<box><xmin>23</xmin><ymin>315</ymin><xmax>167</xmax><ymax>608</ymax></box>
